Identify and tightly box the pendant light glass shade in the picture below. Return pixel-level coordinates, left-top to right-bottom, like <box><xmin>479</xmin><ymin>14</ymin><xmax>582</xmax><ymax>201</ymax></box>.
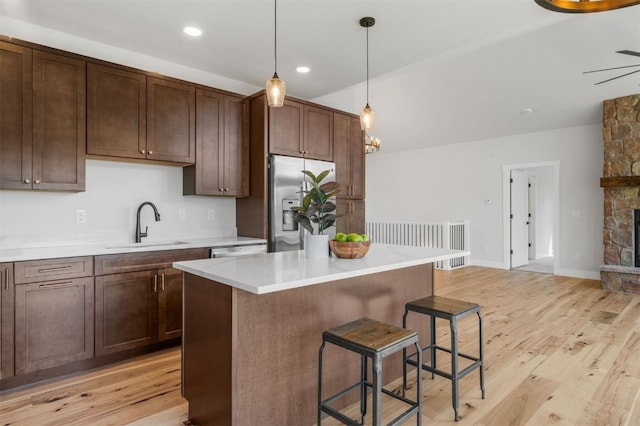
<box><xmin>360</xmin><ymin>103</ymin><xmax>375</xmax><ymax>131</ymax></box>
<box><xmin>266</xmin><ymin>72</ymin><xmax>286</xmax><ymax>107</ymax></box>
<box><xmin>266</xmin><ymin>0</ymin><xmax>285</xmax><ymax>107</ymax></box>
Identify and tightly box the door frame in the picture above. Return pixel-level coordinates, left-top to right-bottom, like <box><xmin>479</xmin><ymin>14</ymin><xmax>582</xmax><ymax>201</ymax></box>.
<box><xmin>502</xmin><ymin>161</ymin><xmax>560</xmax><ymax>273</ymax></box>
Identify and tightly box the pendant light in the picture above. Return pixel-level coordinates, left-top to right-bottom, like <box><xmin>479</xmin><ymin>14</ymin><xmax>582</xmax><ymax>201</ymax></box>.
<box><xmin>360</xmin><ymin>17</ymin><xmax>375</xmax><ymax>131</ymax></box>
<box><xmin>266</xmin><ymin>0</ymin><xmax>286</xmax><ymax>107</ymax></box>
<box><xmin>534</xmin><ymin>0</ymin><xmax>640</xmax><ymax>13</ymax></box>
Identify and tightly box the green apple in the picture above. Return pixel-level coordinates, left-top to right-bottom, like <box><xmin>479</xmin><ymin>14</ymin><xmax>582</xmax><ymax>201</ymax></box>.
<box><xmin>334</xmin><ymin>232</ymin><xmax>348</xmax><ymax>242</ymax></box>
<box><xmin>361</xmin><ymin>234</ymin><xmax>369</xmax><ymax>242</ymax></box>
<box><xmin>347</xmin><ymin>233</ymin><xmax>363</xmax><ymax>242</ymax></box>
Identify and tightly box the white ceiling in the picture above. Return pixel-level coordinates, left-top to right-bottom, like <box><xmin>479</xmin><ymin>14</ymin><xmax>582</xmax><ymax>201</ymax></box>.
<box><xmin>1</xmin><ymin>0</ymin><xmax>640</xmax><ymax>152</ymax></box>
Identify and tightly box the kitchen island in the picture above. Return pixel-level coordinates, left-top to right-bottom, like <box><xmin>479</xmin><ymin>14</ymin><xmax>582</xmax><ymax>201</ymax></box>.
<box><xmin>173</xmin><ymin>244</ymin><xmax>469</xmax><ymax>426</ymax></box>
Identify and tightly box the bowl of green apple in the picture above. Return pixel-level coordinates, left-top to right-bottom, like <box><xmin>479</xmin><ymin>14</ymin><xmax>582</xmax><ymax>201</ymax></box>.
<box><xmin>329</xmin><ymin>232</ymin><xmax>371</xmax><ymax>259</ymax></box>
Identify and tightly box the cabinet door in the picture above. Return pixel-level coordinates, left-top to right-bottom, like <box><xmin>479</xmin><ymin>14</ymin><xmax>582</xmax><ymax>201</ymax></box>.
<box><xmin>303</xmin><ymin>105</ymin><xmax>333</xmax><ymax>161</ymax></box>
<box><xmin>334</xmin><ymin>113</ymin><xmax>364</xmax><ymax>199</ymax></box>
<box><xmin>0</xmin><ymin>263</ymin><xmax>14</xmax><ymax>380</ymax></box>
<box><xmin>269</xmin><ymin>99</ymin><xmax>304</xmax><ymax>157</ymax></box>
<box><xmin>14</xmin><ymin>277</ymin><xmax>94</xmax><ymax>375</ymax></box>
<box><xmin>336</xmin><ymin>199</ymin><xmax>366</xmax><ymax>235</ymax></box>
<box><xmin>147</xmin><ymin>77</ymin><xmax>196</xmax><ymax>163</ymax></box>
<box><xmin>188</xmin><ymin>88</ymin><xmax>223</xmax><ymax>195</ymax></box>
<box><xmin>223</xmin><ymin>95</ymin><xmax>249</xmax><ymax>196</ymax></box>
<box><xmin>0</xmin><ymin>42</ymin><xmax>32</xmax><ymax>190</ymax></box>
<box><xmin>158</xmin><ymin>268</ymin><xmax>183</xmax><ymax>341</ymax></box>
<box><xmin>32</xmin><ymin>50</ymin><xmax>86</xmax><ymax>191</ymax></box>
<box><xmin>95</xmin><ymin>271</ymin><xmax>158</xmax><ymax>356</ymax></box>
<box><xmin>87</xmin><ymin>63</ymin><xmax>146</xmax><ymax>159</ymax></box>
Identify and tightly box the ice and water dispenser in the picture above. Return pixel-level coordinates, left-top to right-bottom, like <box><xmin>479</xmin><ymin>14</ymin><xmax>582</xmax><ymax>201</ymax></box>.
<box><xmin>282</xmin><ymin>198</ymin><xmax>298</xmax><ymax>231</ymax></box>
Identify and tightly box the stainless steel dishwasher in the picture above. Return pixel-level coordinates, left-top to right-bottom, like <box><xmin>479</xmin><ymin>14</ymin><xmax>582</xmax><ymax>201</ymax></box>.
<box><xmin>209</xmin><ymin>242</ymin><xmax>267</xmax><ymax>258</ymax></box>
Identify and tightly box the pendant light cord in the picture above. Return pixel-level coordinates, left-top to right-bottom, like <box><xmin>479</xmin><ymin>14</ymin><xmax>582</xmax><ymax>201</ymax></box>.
<box><xmin>274</xmin><ymin>0</ymin><xmax>278</xmax><ymax>74</ymax></box>
<box><xmin>366</xmin><ymin>25</ymin><xmax>369</xmax><ymax>105</ymax></box>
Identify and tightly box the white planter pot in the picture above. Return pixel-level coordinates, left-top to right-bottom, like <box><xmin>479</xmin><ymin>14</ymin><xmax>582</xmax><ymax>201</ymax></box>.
<box><xmin>305</xmin><ymin>234</ymin><xmax>329</xmax><ymax>259</ymax></box>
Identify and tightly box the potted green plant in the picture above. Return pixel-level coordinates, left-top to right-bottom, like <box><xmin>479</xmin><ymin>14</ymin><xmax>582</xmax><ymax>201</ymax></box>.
<box><xmin>291</xmin><ymin>170</ymin><xmax>339</xmax><ymax>258</ymax></box>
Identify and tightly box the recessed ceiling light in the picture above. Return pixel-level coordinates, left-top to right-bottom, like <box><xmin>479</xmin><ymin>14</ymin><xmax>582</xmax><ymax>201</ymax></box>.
<box><xmin>521</xmin><ymin>108</ymin><xmax>534</xmax><ymax>115</ymax></box>
<box><xmin>296</xmin><ymin>66</ymin><xmax>310</xmax><ymax>73</ymax></box>
<box><xmin>183</xmin><ymin>26</ymin><xmax>202</xmax><ymax>37</ymax></box>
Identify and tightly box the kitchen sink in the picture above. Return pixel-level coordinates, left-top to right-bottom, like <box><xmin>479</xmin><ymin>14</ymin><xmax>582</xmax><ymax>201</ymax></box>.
<box><xmin>105</xmin><ymin>240</ymin><xmax>189</xmax><ymax>249</ymax></box>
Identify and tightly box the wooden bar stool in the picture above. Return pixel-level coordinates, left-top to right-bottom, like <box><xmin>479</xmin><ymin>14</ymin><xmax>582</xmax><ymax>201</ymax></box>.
<box><xmin>402</xmin><ymin>295</ymin><xmax>485</xmax><ymax>421</ymax></box>
<box><xmin>318</xmin><ymin>317</ymin><xmax>422</xmax><ymax>426</ymax></box>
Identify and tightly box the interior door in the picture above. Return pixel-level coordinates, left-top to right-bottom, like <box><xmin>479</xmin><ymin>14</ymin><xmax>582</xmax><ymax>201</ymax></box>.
<box><xmin>511</xmin><ymin>170</ymin><xmax>529</xmax><ymax>268</ymax></box>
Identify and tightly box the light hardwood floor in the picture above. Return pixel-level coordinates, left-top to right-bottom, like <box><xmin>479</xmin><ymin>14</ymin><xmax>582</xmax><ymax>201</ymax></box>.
<box><xmin>1</xmin><ymin>266</ymin><xmax>639</xmax><ymax>425</ymax></box>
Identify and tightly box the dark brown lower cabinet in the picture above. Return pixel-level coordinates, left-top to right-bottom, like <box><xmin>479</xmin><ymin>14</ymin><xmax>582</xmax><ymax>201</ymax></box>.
<box><xmin>14</xmin><ymin>277</ymin><xmax>94</xmax><ymax>375</ymax></box>
<box><xmin>336</xmin><ymin>199</ymin><xmax>366</xmax><ymax>235</ymax></box>
<box><xmin>95</xmin><ymin>267</ymin><xmax>185</xmax><ymax>356</ymax></box>
<box><xmin>157</xmin><ymin>267</ymin><xmax>183</xmax><ymax>341</ymax></box>
<box><xmin>0</xmin><ymin>263</ymin><xmax>14</xmax><ymax>380</ymax></box>
<box><xmin>95</xmin><ymin>270</ymin><xmax>158</xmax><ymax>356</ymax></box>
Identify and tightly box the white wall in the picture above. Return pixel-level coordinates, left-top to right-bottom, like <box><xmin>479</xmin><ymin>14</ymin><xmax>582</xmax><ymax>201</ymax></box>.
<box><xmin>364</xmin><ymin>124</ymin><xmax>603</xmax><ymax>279</ymax></box>
<box><xmin>0</xmin><ymin>160</ymin><xmax>237</xmax><ymax>248</ymax></box>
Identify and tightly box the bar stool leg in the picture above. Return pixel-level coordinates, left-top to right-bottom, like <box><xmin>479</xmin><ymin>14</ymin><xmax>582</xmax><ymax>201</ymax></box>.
<box><xmin>402</xmin><ymin>310</ymin><xmax>409</xmax><ymax>396</ymax></box>
<box><xmin>430</xmin><ymin>315</ymin><xmax>436</xmax><ymax>379</ymax></box>
<box><xmin>450</xmin><ymin>318</ymin><xmax>459</xmax><ymax>421</ymax></box>
<box><xmin>415</xmin><ymin>341</ymin><xmax>422</xmax><ymax>426</ymax></box>
<box><xmin>318</xmin><ymin>341</ymin><xmax>326</xmax><ymax>426</ymax></box>
<box><xmin>360</xmin><ymin>355</ymin><xmax>367</xmax><ymax>423</ymax></box>
<box><xmin>478</xmin><ymin>311</ymin><xmax>485</xmax><ymax>399</ymax></box>
<box><xmin>372</xmin><ymin>354</ymin><xmax>382</xmax><ymax>426</ymax></box>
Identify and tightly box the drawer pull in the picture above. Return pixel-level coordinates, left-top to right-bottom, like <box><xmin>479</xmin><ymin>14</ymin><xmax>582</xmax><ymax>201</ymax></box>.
<box><xmin>37</xmin><ymin>265</ymin><xmax>73</xmax><ymax>274</ymax></box>
<box><xmin>38</xmin><ymin>281</ymin><xmax>74</xmax><ymax>289</ymax></box>
<box><xmin>161</xmin><ymin>273</ymin><xmax>165</xmax><ymax>291</ymax></box>
<box><xmin>153</xmin><ymin>274</ymin><xmax>158</xmax><ymax>293</ymax></box>
<box><xmin>3</xmin><ymin>268</ymin><xmax>8</xmax><ymax>291</ymax></box>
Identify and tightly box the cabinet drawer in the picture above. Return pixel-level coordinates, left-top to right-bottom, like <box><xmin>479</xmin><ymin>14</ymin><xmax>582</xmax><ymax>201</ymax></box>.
<box><xmin>14</xmin><ymin>256</ymin><xmax>93</xmax><ymax>284</ymax></box>
<box><xmin>95</xmin><ymin>248</ymin><xmax>208</xmax><ymax>275</ymax></box>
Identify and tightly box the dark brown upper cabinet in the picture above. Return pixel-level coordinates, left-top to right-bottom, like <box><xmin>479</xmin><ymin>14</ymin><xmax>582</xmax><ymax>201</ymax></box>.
<box><xmin>333</xmin><ymin>112</ymin><xmax>365</xmax><ymax>199</ymax></box>
<box><xmin>183</xmin><ymin>89</ymin><xmax>249</xmax><ymax>197</ymax></box>
<box><xmin>265</xmin><ymin>95</ymin><xmax>333</xmax><ymax>161</ymax></box>
<box><xmin>146</xmin><ymin>77</ymin><xmax>196</xmax><ymax>163</ymax></box>
<box><xmin>0</xmin><ymin>42</ymin><xmax>86</xmax><ymax>191</ymax></box>
<box><xmin>87</xmin><ymin>63</ymin><xmax>146</xmax><ymax>159</ymax></box>
<box><xmin>87</xmin><ymin>65</ymin><xmax>195</xmax><ymax>165</ymax></box>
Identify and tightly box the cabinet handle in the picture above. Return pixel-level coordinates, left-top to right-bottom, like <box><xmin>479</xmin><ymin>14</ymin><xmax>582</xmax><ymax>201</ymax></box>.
<box><xmin>3</xmin><ymin>268</ymin><xmax>8</xmax><ymax>291</ymax></box>
<box><xmin>38</xmin><ymin>281</ymin><xmax>74</xmax><ymax>289</ymax></box>
<box><xmin>224</xmin><ymin>188</ymin><xmax>229</xmax><ymax>192</ymax></box>
<box><xmin>23</xmin><ymin>178</ymin><xmax>31</xmax><ymax>184</ymax></box>
<box><xmin>37</xmin><ymin>265</ymin><xmax>72</xmax><ymax>273</ymax></box>
<box><xmin>161</xmin><ymin>273</ymin><xmax>165</xmax><ymax>292</ymax></box>
<box><xmin>153</xmin><ymin>274</ymin><xmax>158</xmax><ymax>293</ymax></box>
<box><xmin>148</xmin><ymin>150</ymin><xmax>153</xmax><ymax>155</ymax></box>
<box><xmin>34</xmin><ymin>179</ymin><xmax>41</xmax><ymax>184</ymax></box>
<box><xmin>140</xmin><ymin>149</ymin><xmax>146</xmax><ymax>154</ymax></box>
<box><xmin>218</xmin><ymin>188</ymin><xmax>223</xmax><ymax>191</ymax></box>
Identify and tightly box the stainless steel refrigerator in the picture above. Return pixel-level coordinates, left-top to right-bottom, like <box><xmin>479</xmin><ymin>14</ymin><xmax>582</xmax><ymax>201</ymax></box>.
<box><xmin>268</xmin><ymin>154</ymin><xmax>336</xmax><ymax>252</ymax></box>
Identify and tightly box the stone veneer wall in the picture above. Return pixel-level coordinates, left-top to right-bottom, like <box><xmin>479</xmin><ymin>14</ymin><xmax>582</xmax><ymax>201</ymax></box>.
<box><xmin>601</xmin><ymin>94</ymin><xmax>640</xmax><ymax>294</ymax></box>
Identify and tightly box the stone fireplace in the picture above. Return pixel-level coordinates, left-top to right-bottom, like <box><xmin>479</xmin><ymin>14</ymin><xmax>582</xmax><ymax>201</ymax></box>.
<box><xmin>600</xmin><ymin>94</ymin><xmax>640</xmax><ymax>294</ymax></box>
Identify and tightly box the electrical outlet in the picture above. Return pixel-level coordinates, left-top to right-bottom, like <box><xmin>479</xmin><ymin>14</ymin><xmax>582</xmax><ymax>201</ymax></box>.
<box><xmin>207</xmin><ymin>210</ymin><xmax>215</xmax><ymax>221</ymax></box>
<box><xmin>178</xmin><ymin>209</ymin><xmax>186</xmax><ymax>222</ymax></box>
<box><xmin>75</xmin><ymin>209</ymin><xmax>87</xmax><ymax>224</ymax></box>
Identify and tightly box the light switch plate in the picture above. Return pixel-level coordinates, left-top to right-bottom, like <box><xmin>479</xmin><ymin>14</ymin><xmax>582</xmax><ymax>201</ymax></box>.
<box><xmin>75</xmin><ymin>209</ymin><xmax>87</xmax><ymax>224</ymax></box>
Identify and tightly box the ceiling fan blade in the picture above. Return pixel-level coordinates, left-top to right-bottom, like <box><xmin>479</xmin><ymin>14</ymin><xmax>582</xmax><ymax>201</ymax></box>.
<box><xmin>583</xmin><ymin>64</ymin><xmax>640</xmax><ymax>74</ymax></box>
<box><xmin>617</xmin><ymin>50</ymin><xmax>640</xmax><ymax>57</ymax></box>
<box><xmin>594</xmin><ymin>68</ymin><xmax>640</xmax><ymax>85</ymax></box>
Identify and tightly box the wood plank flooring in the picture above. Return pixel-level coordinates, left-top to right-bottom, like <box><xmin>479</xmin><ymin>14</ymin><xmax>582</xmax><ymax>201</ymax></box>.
<box><xmin>1</xmin><ymin>266</ymin><xmax>639</xmax><ymax>425</ymax></box>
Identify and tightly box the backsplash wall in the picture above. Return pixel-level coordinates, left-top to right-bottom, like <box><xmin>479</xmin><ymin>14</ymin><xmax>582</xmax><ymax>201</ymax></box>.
<box><xmin>0</xmin><ymin>159</ymin><xmax>237</xmax><ymax>249</ymax></box>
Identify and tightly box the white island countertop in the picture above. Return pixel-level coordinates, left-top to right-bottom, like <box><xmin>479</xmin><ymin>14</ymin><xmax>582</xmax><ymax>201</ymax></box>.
<box><xmin>173</xmin><ymin>244</ymin><xmax>470</xmax><ymax>295</ymax></box>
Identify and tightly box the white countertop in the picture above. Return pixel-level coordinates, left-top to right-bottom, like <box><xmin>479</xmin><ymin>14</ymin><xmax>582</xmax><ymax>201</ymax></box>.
<box><xmin>0</xmin><ymin>236</ymin><xmax>267</xmax><ymax>262</ymax></box>
<box><xmin>173</xmin><ymin>244</ymin><xmax>470</xmax><ymax>295</ymax></box>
